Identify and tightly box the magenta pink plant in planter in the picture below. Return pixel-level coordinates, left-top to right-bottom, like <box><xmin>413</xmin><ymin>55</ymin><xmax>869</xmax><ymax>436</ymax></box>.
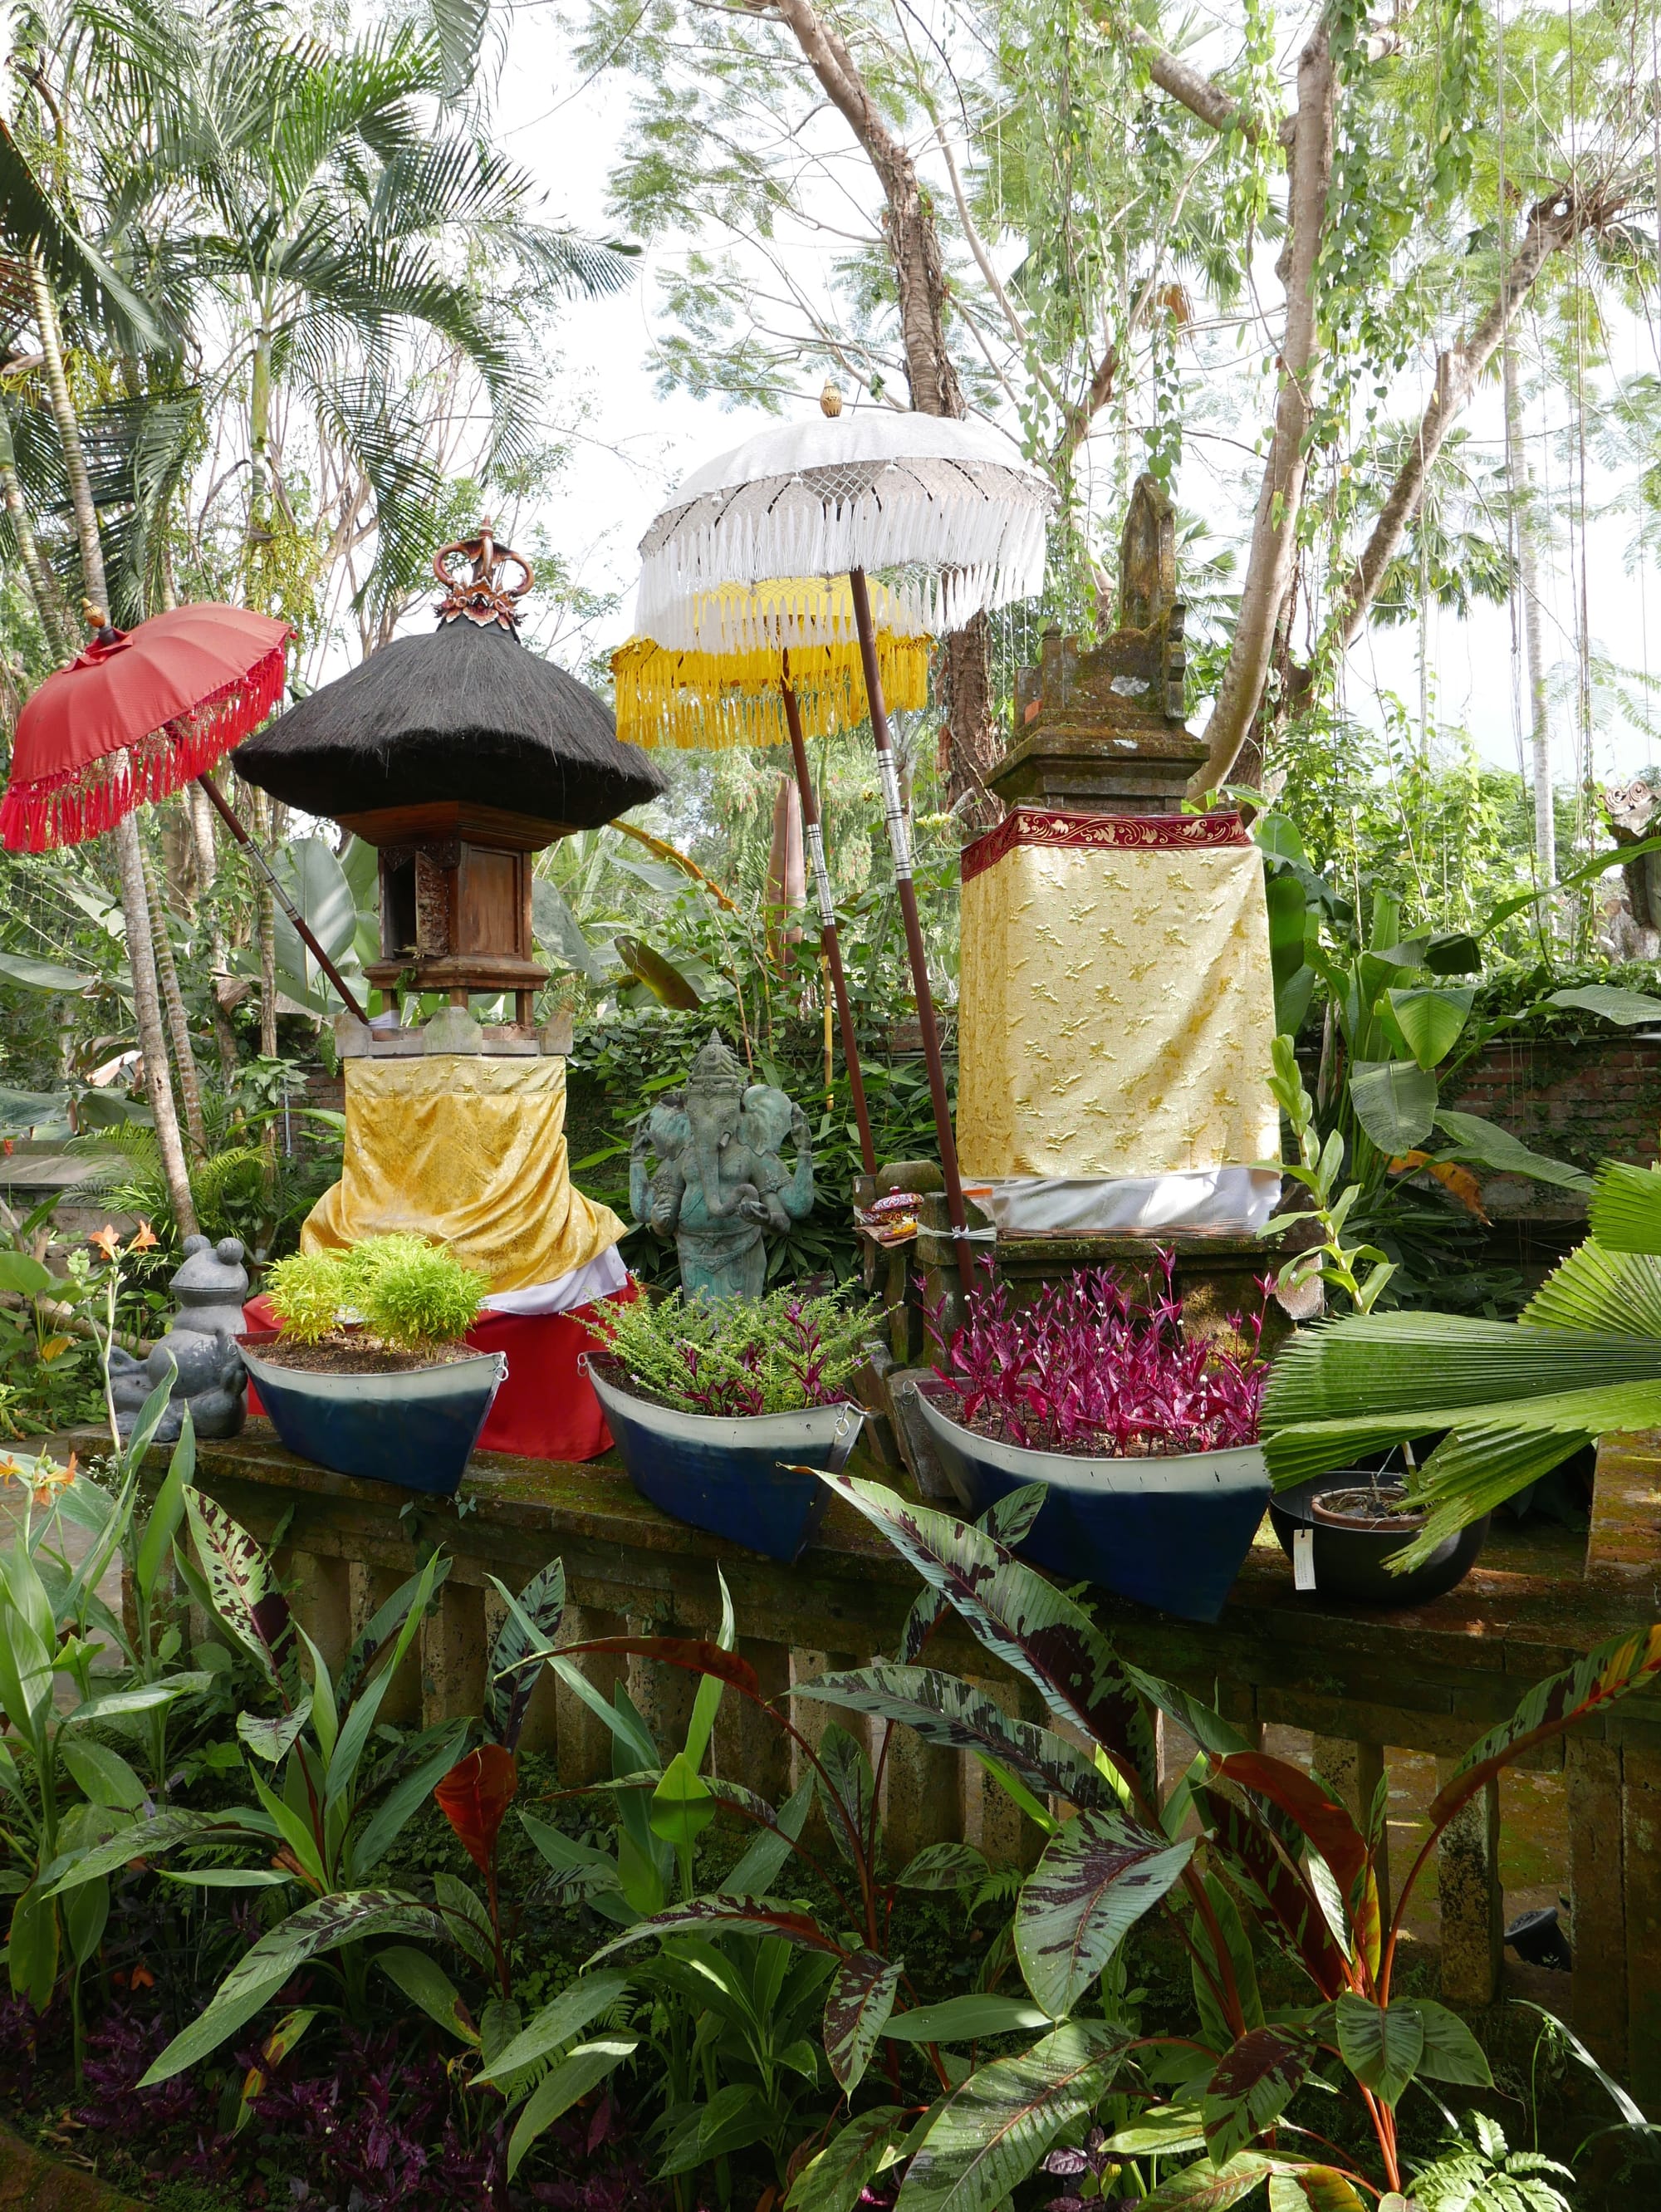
<box><xmin>914</xmin><ymin>1258</ymin><xmax>1271</xmax><ymax>1623</ymax></box>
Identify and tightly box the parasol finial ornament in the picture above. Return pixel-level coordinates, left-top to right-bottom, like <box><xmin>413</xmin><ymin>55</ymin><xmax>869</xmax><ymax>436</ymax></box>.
<box><xmin>434</xmin><ymin>522</ymin><xmax>534</xmax><ymax>632</ymax></box>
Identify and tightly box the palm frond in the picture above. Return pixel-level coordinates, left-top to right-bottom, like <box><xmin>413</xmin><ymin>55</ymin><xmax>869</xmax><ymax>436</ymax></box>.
<box><xmin>1587</xmin><ymin>1160</ymin><xmax>1661</xmax><ymax>1256</ymax></box>
<box><xmin>0</xmin><ymin>115</ymin><xmax>164</xmax><ymax>351</ymax></box>
<box><xmin>1393</xmin><ymin>1378</ymin><xmax>1661</xmax><ymax>1569</ymax></box>
<box><xmin>1260</xmin><ymin>1312</ymin><xmax>1661</xmax><ymax>1435</ymax></box>
<box><xmin>1521</xmin><ymin>1237</ymin><xmax>1661</xmax><ymax>1334</ymax></box>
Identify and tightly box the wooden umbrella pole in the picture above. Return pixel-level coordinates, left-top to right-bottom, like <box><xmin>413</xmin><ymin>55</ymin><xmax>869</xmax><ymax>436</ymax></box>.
<box><xmin>195</xmin><ymin>772</ymin><xmax>370</xmax><ymax>1027</ymax></box>
<box><xmin>779</xmin><ymin>665</ymin><xmax>878</xmax><ymax>1178</ymax></box>
<box><xmin>846</xmin><ymin>568</ymin><xmax>975</xmax><ymax>1296</ymax></box>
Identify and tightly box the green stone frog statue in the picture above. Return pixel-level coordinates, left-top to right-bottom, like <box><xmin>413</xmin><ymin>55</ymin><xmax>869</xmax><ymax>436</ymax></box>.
<box><xmin>629</xmin><ymin>1032</ymin><xmax>814</xmax><ymax>1300</ymax></box>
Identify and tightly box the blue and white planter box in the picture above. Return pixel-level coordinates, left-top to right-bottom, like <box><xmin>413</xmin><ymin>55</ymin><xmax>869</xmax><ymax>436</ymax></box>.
<box><xmin>912</xmin><ymin>1384</ymin><xmax>1267</xmax><ymax>1625</ymax></box>
<box><xmin>586</xmin><ymin>1353</ymin><xmax>863</xmax><ymax>1563</ymax></box>
<box><xmin>239</xmin><ymin>1331</ymin><xmax>507</xmax><ymax>1497</ymax></box>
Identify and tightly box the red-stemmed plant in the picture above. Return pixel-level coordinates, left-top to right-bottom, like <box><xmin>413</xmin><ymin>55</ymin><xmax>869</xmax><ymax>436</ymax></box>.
<box><xmin>927</xmin><ymin>1256</ymin><xmax>1266</xmax><ymax>1457</ymax></box>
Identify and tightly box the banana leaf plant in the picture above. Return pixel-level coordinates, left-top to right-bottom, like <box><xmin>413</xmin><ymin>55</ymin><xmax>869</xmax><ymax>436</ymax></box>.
<box><xmin>754</xmin><ymin>1472</ymin><xmax>1661</xmax><ymax>2212</ymax></box>
<box><xmin>1261</xmin><ymin>1157</ymin><xmax>1661</xmax><ymax>1566</ymax></box>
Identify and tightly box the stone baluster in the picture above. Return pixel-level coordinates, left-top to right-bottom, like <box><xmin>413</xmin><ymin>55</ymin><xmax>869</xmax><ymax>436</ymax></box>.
<box><xmin>1434</xmin><ymin>1758</ymin><xmax>1502</xmax><ymax>2007</ymax></box>
<box><xmin>1312</xmin><ymin>1734</ymin><xmax>1390</xmax><ymax>1920</ymax></box>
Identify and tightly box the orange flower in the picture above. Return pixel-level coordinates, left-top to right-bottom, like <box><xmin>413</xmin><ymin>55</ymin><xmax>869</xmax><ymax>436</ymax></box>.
<box><xmin>88</xmin><ymin>1224</ymin><xmax>122</xmax><ymax>1262</ymax></box>
<box><xmin>30</xmin><ymin>1451</ymin><xmax>76</xmax><ymax>1505</ymax></box>
<box><xmin>127</xmin><ymin>1220</ymin><xmax>159</xmax><ymax>1253</ymax></box>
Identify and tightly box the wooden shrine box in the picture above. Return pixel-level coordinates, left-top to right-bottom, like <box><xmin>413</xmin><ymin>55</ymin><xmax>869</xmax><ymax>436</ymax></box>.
<box><xmin>342</xmin><ymin>799</ymin><xmax>563</xmax><ymax>1025</ymax></box>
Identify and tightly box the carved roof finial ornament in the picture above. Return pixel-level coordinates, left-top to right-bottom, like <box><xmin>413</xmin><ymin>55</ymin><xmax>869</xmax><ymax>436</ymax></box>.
<box><xmin>820</xmin><ymin>379</ymin><xmax>844</xmax><ymax>418</ymax></box>
<box><xmin>1116</xmin><ymin>473</ymin><xmax>1177</xmax><ymax>636</ymax></box>
<box><xmin>991</xmin><ymin>469</ymin><xmax>1204</xmax><ymax>816</ymax></box>
<box><xmin>433</xmin><ymin>520</ymin><xmax>535</xmax><ymax>633</ymax></box>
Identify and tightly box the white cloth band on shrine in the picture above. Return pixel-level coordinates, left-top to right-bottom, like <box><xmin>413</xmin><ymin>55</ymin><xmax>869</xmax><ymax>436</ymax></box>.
<box><xmin>805</xmin><ymin>821</ymin><xmax>835</xmax><ymax>929</ymax></box>
<box><xmin>970</xmin><ymin>1170</ymin><xmax>1282</xmax><ymax>1238</ymax></box>
<box><xmin>875</xmin><ymin>748</ymin><xmax>913</xmax><ymax>880</ymax></box>
<box><xmin>482</xmin><ymin>1243</ymin><xmax>630</xmax><ymax>1316</ymax></box>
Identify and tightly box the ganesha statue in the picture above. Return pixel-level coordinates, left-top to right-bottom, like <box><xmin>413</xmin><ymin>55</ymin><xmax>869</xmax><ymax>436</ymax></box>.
<box><xmin>629</xmin><ymin>1032</ymin><xmax>814</xmax><ymax>1300</ymax></box>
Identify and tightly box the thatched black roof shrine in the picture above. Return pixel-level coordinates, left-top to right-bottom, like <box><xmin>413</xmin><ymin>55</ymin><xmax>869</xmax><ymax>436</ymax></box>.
<box><xmin>235</xmin><ymin>531</ymin><xmax>665</xmax><ymax>831</ymax></box>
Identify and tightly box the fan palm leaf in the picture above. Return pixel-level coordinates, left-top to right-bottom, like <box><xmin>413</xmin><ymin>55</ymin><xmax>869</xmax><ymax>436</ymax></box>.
<box><xmin>1261</xmin><ymin>1170</ymin><xmax>1661</xmax><ymax>1571</ymax></box>
<box><xmin>1587</xmin><ymin>1160</ymin><xmax>1661</xmax><ymax>1255</ymax></box>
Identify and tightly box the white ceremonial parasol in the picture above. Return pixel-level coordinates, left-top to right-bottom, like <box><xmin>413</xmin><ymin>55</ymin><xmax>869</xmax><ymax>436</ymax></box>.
<box><xmin>637</xmin><ymin>407</ymin><xmax>1050</xmax><ymax>650</ymax></box>
<box><xmin>636</xmin><ymin>395</ymin><xmax>1055</xmax><ymax>1292</ymax></box>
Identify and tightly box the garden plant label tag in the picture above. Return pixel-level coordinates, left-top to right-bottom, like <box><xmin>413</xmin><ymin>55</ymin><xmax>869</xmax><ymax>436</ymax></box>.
<box><xmin>1292</xmin><ymin>1526</ymin><xmax>1317</xmax><ymax>1592</ymax></box>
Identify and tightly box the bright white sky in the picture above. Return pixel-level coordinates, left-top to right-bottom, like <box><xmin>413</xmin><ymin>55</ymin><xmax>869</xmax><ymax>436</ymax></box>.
<box><xmin>491</xmin><ymin>1</ymin><xmax>1661</xmax><ymax>790</ymax></box>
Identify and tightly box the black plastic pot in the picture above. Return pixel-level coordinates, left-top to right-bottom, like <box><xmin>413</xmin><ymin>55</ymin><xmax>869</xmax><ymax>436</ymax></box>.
<box><xmin>1268</xmin><ymin>1474</ymin><xmax>1489</xmax><ymax>1605</ymax></box>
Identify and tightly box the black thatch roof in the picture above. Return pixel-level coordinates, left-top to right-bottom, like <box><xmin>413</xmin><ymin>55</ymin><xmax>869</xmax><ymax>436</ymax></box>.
<box><xmin>234</xmin><ymin>619</ymin><xmax>665</xmax><ymax>828</ymax></box>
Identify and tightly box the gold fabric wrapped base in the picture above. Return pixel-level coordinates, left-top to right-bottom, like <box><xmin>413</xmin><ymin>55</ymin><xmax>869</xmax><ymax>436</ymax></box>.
<box><xmin>957</xmin><ymin>809</ymin><xmax>1281</xmax><ymax>1182</ymax></box>
<box><xmin>302</xmin><ymin>1056</ymin><xmax>625</xmax><ymax>1292</ymax></box>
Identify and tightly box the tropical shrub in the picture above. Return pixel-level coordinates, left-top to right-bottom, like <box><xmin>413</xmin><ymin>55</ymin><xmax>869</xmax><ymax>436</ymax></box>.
<box><xmin>1263</xmin><ymin>1035</ymin><xmax>1396</xmax><ymax>1315</ymax></box>
<box><xmin>0</xmin><ymin>1380</ymin><xmax>233</xmax><ymax>2069</ymax></box>
<box><xmin>589</xmin><ymin>1283</ymin><xmax>875</xmax><ymax>1415</ymax></box>
<box><xmin>757</xmin><ymin>1469</ymin><xmax>1661</xmax><ymax>2208</ymax></box>
<box><xmin>927</xmin><ymin>1259</ymin><xmax>1266</xmax><ymax>1455</ymax></box>
<box><xmin>47</xmin><ymin>1498</ymin><xmax>642</xmax><ymax>2183</ymax></box>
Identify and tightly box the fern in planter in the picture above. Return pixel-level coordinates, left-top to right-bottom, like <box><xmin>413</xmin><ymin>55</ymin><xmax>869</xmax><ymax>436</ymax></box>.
<box><xmin>590</xmin><ymin>1284</ymin><xmax>874</xmax><ymax>1415</ymax></box>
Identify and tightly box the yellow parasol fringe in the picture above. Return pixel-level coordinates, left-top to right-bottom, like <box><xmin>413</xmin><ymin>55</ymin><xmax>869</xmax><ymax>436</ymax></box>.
<box><xmin>612</xmin><ymin>632</ymin><xmax>929</xmax><ymax>750</ymax></box>
<box><xmin>611</xmin><ymin>577</ymin><xmax>930</xmax><ymax>750</ymax></box>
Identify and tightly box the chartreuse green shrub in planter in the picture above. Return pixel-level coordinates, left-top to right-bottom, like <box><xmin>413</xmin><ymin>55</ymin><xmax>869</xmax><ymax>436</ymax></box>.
<box><xmin>265</xmin><ymin>1234</ymin><xmax>488</xmax><ymax>1356</ymax></box>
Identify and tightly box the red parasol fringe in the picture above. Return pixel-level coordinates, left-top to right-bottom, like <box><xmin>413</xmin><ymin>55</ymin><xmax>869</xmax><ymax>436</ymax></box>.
<box><xmin>0</xmin><ymin>644</ymin><xmax>288</xmax><ymax>853</ymax></box>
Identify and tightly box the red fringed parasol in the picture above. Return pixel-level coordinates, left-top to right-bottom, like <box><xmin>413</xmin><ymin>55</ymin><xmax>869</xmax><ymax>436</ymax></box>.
<box><xmin>1</xmin><ymin>602</ymin><xmax>291</xmax><ymax>852</ymax></box>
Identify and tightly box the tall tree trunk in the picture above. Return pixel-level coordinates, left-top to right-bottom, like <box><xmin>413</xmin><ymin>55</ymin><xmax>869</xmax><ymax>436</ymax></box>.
<box><xmin>247</xmin><ymin>311</ymin><xmax>279</xmax><ymax>1051</ymax></box>
<box><xmin>1189</xmin><ymin>26</ymin><xmax>1335</xmax><ymax>797</ymax></box>
<box><xmin>1503</xmin><ymin>338</ymin><xmax>1555</xmax><ymax>893</ymax></box>
<box><xmin>189</xmin><ymin>782</ymin><xmax>219</xmax><ymax>901</ymax></box>
<box><xmin>140</xmin><ymin>836</ymin><xmax>206</xmax><ymax>1153</ymax></box>
<box><xmin>27</xmin><ymin>251</ymin><xmax>200</xmax><ymax>1238</ymax></box>
<box><xmin>145</xmin><ymin>515</ymin><xmax>210</xmax><ymax>1135</ymax></box>
<box><xmin>762</xmin><ymin>0</ymin><xmax>996</xmax><ymax>801</ymax></box>
<box><xmin>1113</xmin><ymin>14</ymin><xmax>1589</xmax><ymax>772</ymax></box>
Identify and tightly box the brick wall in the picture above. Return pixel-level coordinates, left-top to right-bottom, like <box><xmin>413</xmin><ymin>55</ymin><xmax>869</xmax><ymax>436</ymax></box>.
<box><xmin>1445</xmin><ymin>1034</ymin><xmax>1661</xmax><ymax>1218</ymax></box>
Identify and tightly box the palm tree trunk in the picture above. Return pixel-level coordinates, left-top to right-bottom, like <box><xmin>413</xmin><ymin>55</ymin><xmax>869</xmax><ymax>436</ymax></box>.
<box><xmin>28</xmin><ymin>250</ymin><xmax>199</xmax><ymax>1239</ymax></box>
<box><xmin>247</xmin><ymin>316</ymin><xmax>280</xmax><ymax>1059</ymax></box>
<box><xmin>140</xmin><ymin>836</ymin><xmax>206</xmax><ymax>1154</ymax></box>
<box><xmin>0</xmin><ymin>394</ymin><xmax>71</xmax><ymax>657</ymax></box>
